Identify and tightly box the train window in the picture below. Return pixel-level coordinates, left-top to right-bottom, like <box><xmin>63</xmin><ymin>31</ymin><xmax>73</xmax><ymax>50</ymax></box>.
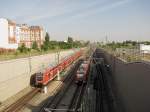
<box><xmin>36</xmin><ymin>77</ymin><xmax>43</xmax><ymax>81</ymax></box>
<box><xmin>36</xmin><ymin>73</ymin><xmax>43</xmax><ymax>81</ymax></box>
<box><xmin>78</xmin><ymin>71</ymin><xmax>84</xmax><ymax>74</ymax></box>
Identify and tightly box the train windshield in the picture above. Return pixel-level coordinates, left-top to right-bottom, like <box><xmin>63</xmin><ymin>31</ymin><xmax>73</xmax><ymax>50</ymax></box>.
<box><xmin>79</xmin><ymin>66</ymin><xmax>84</xmax><ymax>71</ymax></box>
<box><xmin>36</xmin><ymin>73</ymin><xmax>43</xmax><ymax>81</ymax></box>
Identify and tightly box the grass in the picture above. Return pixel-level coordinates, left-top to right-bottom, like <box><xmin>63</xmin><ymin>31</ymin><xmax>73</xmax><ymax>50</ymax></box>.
<box><xmin>142</xmin><ymin>54</ymin><xmax>150</xmax><ymax>61</ymax></box>
<box><xmin>101</xmin><ymin>47</ymin><xmax>150</xmax><ymax>62</ymax></box>
<box><xmin>0</xmin><ymin>49</ymin><xmax>68</xmax><ymax>61</ymax></box>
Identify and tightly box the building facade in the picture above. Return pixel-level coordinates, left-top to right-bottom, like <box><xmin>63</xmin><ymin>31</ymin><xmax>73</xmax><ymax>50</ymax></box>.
<box><xmin>0</xmin><ymin>18</ymin><xmax>18</xmax><ymax>48</ymax></box>
<box><xmin>140</xmin><ymin>44</ymin><xmax>150</xmax><ymax>54</ymax></box>
<box><xmin>29</xmin><ymin>26</ymin><xmax>44</xmax><ymax>48</ymax></box>
<box><xmin>0</xmin><ymin>18</ymin><xmax>45</xmax><ymax>49</ymax></box>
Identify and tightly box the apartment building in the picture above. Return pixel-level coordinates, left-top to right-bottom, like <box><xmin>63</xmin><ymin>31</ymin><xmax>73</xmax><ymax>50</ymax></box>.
<box><xmin>0</xmin><ymin>18</ymin><xmax>18</xmax><ymax>48</ymax></box>
<box><xmin>0</xmin><ymin>18</ymin><xmax>45</xmax><ymax>49</ymax></box>
<box><xmin>29</xmin><ymin>26</ymin><xmax>44</xmax><ymax>48</ymax></box>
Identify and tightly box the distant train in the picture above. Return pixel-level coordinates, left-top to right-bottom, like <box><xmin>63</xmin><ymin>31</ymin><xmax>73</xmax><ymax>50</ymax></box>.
<box><xmin>34</xmin><ymin>50</ymin><xmax>83</xmax><ymax>87</ymax></box>
<box><xmin>75</xmin><ymin>60</ymin><xmax>90</xmax><ymax>84</ymax></box>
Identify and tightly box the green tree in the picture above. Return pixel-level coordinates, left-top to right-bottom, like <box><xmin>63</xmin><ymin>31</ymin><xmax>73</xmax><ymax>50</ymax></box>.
<box><xmin>41</xmin><ymin>32</ymin><xmax>50</xmax><ymax>51</ymax></box>
<box><xmin>18</xmin><ymin>43</ymin><xmax>28</xmax><ymax>53</ymax></box>
<box><xmin>67</xmin><ymin>36</ymin><xmax>73</xmax><ymax>43</ymax></box>
<box><xmin>32</xmin><ymin>41</ymin><xmax>38</xmax><ymax>50</ymax></box>
<box><xmin>45</xmin><ymin>32</ymin><xmax>50</xmax><ymax>42</ymax></box>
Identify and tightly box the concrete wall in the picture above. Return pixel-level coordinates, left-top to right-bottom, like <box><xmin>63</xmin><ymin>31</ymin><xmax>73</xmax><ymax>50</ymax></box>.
<box><xmin>103</xmin><ymin>51</ymin><xmax>150</xmax><ymax>112</ymax></box>
<box><xmin>0</xmin><ymin>50</ymin><xmax>74</xmax><ymax>102</ymax></box>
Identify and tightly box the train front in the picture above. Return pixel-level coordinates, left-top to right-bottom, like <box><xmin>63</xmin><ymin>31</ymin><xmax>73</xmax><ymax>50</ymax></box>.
<box><xmin>75</xmin><ymin>64</ymin><xmax>85</xmax><ymax>84</ymax></box>
<box><xmin>75</xmin><ymin>60</ymin><xmax>90</xmax><ymax>84</ymax></box>
<box><xmin>35</xmin><ymin>72</ymin><xmax>44</xmax><ymax>87</ymax></box>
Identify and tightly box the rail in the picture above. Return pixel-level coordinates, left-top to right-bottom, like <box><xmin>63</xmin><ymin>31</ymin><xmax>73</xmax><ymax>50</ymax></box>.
<box><xmin>3</xmin><ymin>58</ymin><xmax>82</xmax><ymax>112</ymax></box>
<box><xmin>38</xmin><ymin>60</ymin><xmax>82</xmax><ymax>112</ymax></box>
<box><xmin>73</xmin><ymin>83</ymin><xmax>85</xmax><ymax>112</ymax></box>
<box><xmin>81</xmin><ymin>48</ymin><xmax>116</xmax><ymax>112</ymax></box>
<box><xmin>4</xmin><ymin>88</ymin><xmax>40</xmax><ymax>112</ymax></box>
<box><xmin>94</xmin><ymin>49</ymin><xmax>115</xmax><ymax>112</ymax></box>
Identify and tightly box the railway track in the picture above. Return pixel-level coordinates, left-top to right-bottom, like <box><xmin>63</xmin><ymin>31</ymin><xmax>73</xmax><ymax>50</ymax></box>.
<box><xmin>38</xmin><ymin>60</ymin><xmax>83</xmax><ymax>112</ymax></box>
<box><xmin>43</xmin><ymin>81</ymin><xmax>86</xmax><ymax>112</ymax></box>
<box><xmin>93</xmin><ymin>49</ymin><xmax>115</xmax><ymax>112</ymax></box>
<box><xmin>68</xmin><ymin>83</ymin><xmax>85</xmax><ymax>112</ymax></box>
<box><xmin>2</xmin><ymin>59</ymin><xmax>82</xmax><ymax>112</ymax></box>
<box><xmin>3</xmin><ymin>88</ymin><xmax>40</xmax><ymax>112</ymax></box>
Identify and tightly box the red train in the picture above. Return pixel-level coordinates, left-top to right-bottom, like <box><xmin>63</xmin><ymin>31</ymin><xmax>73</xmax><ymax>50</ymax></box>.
<box><xmin>75</xmin><ymin>60</ymin><xmax>90</xmax><ymax>84</ymax></box>
<box><xmin>35</xmin><ymin>50</ymin><xmax>83</xmax><ymax>86</ymax></box>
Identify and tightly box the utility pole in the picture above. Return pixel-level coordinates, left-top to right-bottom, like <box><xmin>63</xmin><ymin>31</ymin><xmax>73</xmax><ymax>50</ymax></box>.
<box><xmin>55</xmin><ymin>46</ymin><xmax>60</xmax><ymax>80</ymax></box>
<box><xmin>28</xmin><ymin>49</ymin><xmax>32</xmax><ymax>73</ymax></box>
<box><xmin>56</xmin><ymin>46</ymin><xmax>60</xmax><ymax>65</ymax></box>
<box><xmin>105</xmin><ymin>35</ymin><xmax>108</xmax><ymax>44</ymax></box>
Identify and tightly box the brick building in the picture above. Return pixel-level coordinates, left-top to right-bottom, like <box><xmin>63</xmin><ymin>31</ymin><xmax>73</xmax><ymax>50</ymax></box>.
<box><xmin>0</xmin><ymin>18</ymin><xmax>45</xmax><ymax>49</ymax></box>
<box><xmin>29</xmin><ymin>26</ymin><xmax>44</xmax><ymax>48</ymax></box>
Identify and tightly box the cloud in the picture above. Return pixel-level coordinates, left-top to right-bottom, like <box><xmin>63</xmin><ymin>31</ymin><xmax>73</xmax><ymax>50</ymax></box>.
<box><xmin>16</xmin><ymin>0</ymin><xmax>132</xmax><ymax>23</ymax></box>
<box><xmin>71</xmin><ymin>0</ymin><xmax>132</xmax><ymax>18</ymax></box>
<box><xmin>17</xmin><ymin>0</ymin><xmax>102</xmax><ymax>22</ymax></box>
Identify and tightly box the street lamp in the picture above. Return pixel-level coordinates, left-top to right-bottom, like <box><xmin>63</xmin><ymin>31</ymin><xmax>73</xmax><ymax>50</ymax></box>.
<box><xmin>28</xmin><ymin>49</ymin><xmax>32</xmax><ymax>73</ymax></box>
<box><xmin>55</xmin><ymin>46</ymin><xmax>60</xmax><ymax>80</ymax></box>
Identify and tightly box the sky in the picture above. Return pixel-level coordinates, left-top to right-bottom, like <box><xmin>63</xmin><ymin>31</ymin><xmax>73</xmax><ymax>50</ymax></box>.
<box><xmin>0</xmin><ymin>0</ymin><xmax>150</xmax><ymax>42</ymax></box>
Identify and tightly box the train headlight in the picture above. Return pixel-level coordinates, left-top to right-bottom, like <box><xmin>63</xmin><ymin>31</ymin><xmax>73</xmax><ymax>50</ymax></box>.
<box><xmin>77</xmin><ymin>74</ymin><xmax>84</xmax><ymax>78</ymax></box>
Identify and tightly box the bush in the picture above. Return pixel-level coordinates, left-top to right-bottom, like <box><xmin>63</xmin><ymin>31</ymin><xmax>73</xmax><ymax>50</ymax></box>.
<box><xmin>18</xmin><ymin>43</ymin><xmax>28</xmax><ymax>53</ymax></box>
<box><xmin>0</xmin><ymin>48</ymin><xmax>15</xmax><ymax>54</ymax></box>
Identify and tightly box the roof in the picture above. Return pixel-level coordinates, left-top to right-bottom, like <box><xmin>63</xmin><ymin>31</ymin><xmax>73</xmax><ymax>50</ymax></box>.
<box><xmin>7</xmin><ymin>19</ymin><xmax>16</xmax><ymax>25</ymax></box>
<box><xmin>29</xmin><ymin>26</ymin><xmax>43</xmax><ymax>30</ymax></box>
